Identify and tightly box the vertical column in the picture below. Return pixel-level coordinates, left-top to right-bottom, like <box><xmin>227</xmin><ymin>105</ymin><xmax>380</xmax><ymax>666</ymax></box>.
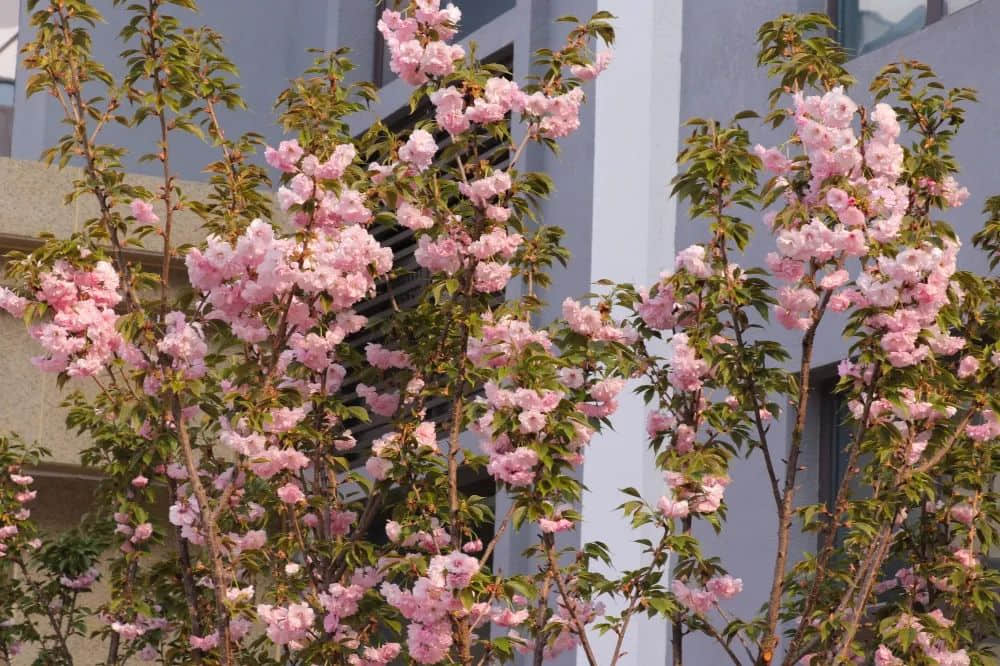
<box><xmin>579</xmin><ymin>1</ymin><xmax>682</xmax><ymax>665</ymax></box>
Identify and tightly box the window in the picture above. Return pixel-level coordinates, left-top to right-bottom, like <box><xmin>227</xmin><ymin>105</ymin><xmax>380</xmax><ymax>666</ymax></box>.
<box><xmin>345</xmin><ymin>47</ymin><xmax>513</xmax><ymax>450</ymax></box>
<box><xmin>0</xmin><ymin>3</ymin><xmax>17</xmax><ymax>157</ymax></box>
<box><xmin>832</xmin><ymin>0</ymin><xmax>981</xmax><ymax>56</ymax></box>
<box><xmin>374</xmin><ymin>0</ymin><xmax>516</xmax><ymax>87</ymax></box>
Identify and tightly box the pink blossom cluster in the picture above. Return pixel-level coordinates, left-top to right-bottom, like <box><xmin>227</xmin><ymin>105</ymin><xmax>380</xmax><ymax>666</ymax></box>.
<box><xmin>0</xmin><ymin>472</ymin><xmax>37</xmax><ymax>560</ymax></box>
<box><xmin>256</xmin><ymin>602</ymin><xmax>315</xmax><ymax>648</ymax></box>
<box><xmin>538</xmin><ymin>596</ymin><xmax>605</xmax><ymax>659</ymax></box>
<box><xmin>186</xmin><ymin>219</ymin><xmax>390</xmax><ymax>344</ymax></box>
<box><xmin>662</xmin><ymin>470</ymin><xmax>730</xmax><ymax>515</ymax></box>
<box><xmin>570</xmin><ymin>51</ymin><xmax>613</xmax><ymax>81</ymax></box>
<box><xmin>476</xmin><ymin>381</ymin><xmax>564</xmax><ymax>485</ymax></box>
<box><xmin>637</xmin><ymin>276</ymin><xmax>678</xmax><ymax>330</ymax></box>
<box><xmin>562</xmin><ymin>297</ymin><xmax>630</xmax><ymax>342</ymax></box>
<box><xmin>348</xmin><ymin>644</ymin><xmax>403</xmax><ymax>666</ymax></box>
<box><xmin>670</xmin><ymin>574</ymin><xmax>743</xmax><ymax>614</ymax></box>
<box><xmin>377</xmin><ymin>1</ymin><xmax>465</xmax><ymax>86</ymax></box>
<box><xmin>577</xmin><ymin>375</ymin><xmax>624</xmax><ymax>419</ymax></box>
<box><xmin>918</xmin><ymin>175</ymin><xmax>970</xmax><ymax>208</ymax></box>
<box><xmin>840</xmin><ymin>383</ymin><xmax>956</xmax><ymax>465</ymax></box>
<box><xmin>60</xmin><ymin>566</ymin><xmax>100</xmax><ymax>590</ymax></box>
<box><xmin>853</xmin><ymin>241</ymin><xmax>961</xmax><ymax>368</ymax></box>
<box><xmin>873</xmin><ymin>614</ymin><xmax>970</xmax><ymax>666</ymax></box>
<box><xmin>380</xmin><ymin>552</ymin><xmax>479</xmax><ymax>664</ymax></box>
<box><xmin>413</xmin><ymin>217</ymin><xmax>522</xmax><ymax>294</ymax></box>
<box><xmin>318</xmin><ymin>582</ymin><xmax>366</xmax><ymax>632</ymax></box>
<box><xmin>107</xmin><ymin>614</ymin><xmax>168</xmax><ymax>642</ymax></box>
<box><xmin>114</xmin><ymin>510</ymin><xmax>153</xmax><ymax>552</ymax></box>
<box><xmin>667</xmin><ymin>333</ymin><xmax>709</xmax><ymax>392</ymax></box>
<box><xmin>430</xmin><ymin>74</ymin><xmax>595</xmax><ymax>141</ymax></box>
<box><xmin>430</xmin><ymin>78</ymin><xmax>526</xmax><ymax>136</ymax></box>
<box><xmin>757</xmin><ymin>89</ymin><xmax>970</xmax><ymax>375</ymax></box>
<box><xmin>466</xmin><ymin>314</ymin><xmax>552</xmax><ymax>368</ymax></box>
<box><xmin>0</xmin><ymin>260</ymin><xmax>125</xmax><ymax>377</ymax></box>
<box><xmin>157</xmin><ymin>311</ymin><xmax>207</xmax><ymax>378</ymax></box>
<box><xmin>265</xmin><ymin>139</ymin><xmax>369</xmax><ymax>230</ymax></box>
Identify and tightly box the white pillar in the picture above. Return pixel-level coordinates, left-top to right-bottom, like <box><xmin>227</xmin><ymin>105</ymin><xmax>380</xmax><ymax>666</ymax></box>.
<box><xmin>579</xmin><ymin>2</ymin><xmax>682</xmax><ymax>665</ymax></box>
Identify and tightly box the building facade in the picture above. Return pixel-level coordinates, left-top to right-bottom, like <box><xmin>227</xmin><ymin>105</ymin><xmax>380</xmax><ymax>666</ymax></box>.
<box><xmin>1</xmin><ymin>0</ymin><xmax>997</xmax><ymax>664</ymax></box>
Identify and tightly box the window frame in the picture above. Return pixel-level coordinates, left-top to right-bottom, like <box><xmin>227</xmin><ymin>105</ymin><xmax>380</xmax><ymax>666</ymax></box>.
<box><xmin>827</xmin><ymin>0</ymin><xmax>948</xmax><ymax>54</ymax></box>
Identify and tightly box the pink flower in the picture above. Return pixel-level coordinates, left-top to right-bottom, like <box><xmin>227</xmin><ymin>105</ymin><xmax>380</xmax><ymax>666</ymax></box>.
<box><xmin>838</xmin><ymin>206</ymin><xmax>865</xmax><ymax>227</ymax></box>
<box><xmin>265</xmin><ymin>139</ymin><xmax>304</xmax><ymax>172</ymax></box>
<box><xmin>668</xmin><ymin>333</ymin><xmax>709</xmax><ymax>392</ymax></box>
<box><xmin>130</xmin><ymin>474</ymin><xmax>149</xmax><ymax>488</ymax></box>
<box><xmin>874</xmin><ymin>645</ymin><xmax>903</xmax><ymax>666</ymax></box>
<box><xmin>277</xmin><ymin>483</ymin><xmax>306</xmax><ymax>504</ymax></box>
<box><xmin>130</xmin><ymin>522</ymin><xmax>153</xmax><ymax>543</ymax></box>
<box><xmin>398</xmin><ymin>129</ymin><xmax>437</xmax><ymax>172</ymax></box>
<box><xmin>366</xmin><ymin>457</ymin><xmax>393</xmax><ymax>481</ymax></box>
<box><xmin>949</xmin><ymin>503</ymin><xmax>976</xmax><ymax>525</ymax></box>
<box><xmin>957</xmin><ymin>355</ymin><xmax>979</xmax><ymax>379</ymax></box>
<box><xmin>429</xmin><ymin>552</ymin><xmax>480</xmax><ymax>589</ymax></box>
<box><xmin>356</xmin><ymin>384</ymin><xmax>400</xmax><ymax>417</ymax></box>
<box><xmin>473</xmin><ymin>261</ymin><xmax>513</xmax><ymax>293</ymax></box>
<box><xmin>953</xmin><ymin>548</ymin><xmax>978</xmax><ymax>568</ymax></box>
<box><xmin>0</xmin><ymin>287</ymin><xmax>29</xmax><ymax>317</ymax></box>
<box><xmin>753</xmin><ymin>144</ymin><xmax>791</xmax><ymax>173</ymax></box>
<box><xmin>412</xmin><ymin>421</ymin><xmax>437</xmax><ymax>450</ymax></box>
<box><xmin>819</xmin><ymin>269</ymin><xmax>849</xmax><ymax>290</ymax></box>
<box><xmin>265</xmin><ymin>405</ymin><xmax>309</xmax><ymax>433</ymax></box>
<box><xmin>430</xmin><ymin>86</ymin><xmax>469</xmax><ymax>136</ymax></box>
<box><xmin>538</xmin><ymin>517</ymin><xmax>574</xmax><ymax>533</ymax></box>
<box><xmin>329</xmin><ymin>510</ymin><xmax>357</xmax><ymax>536</ymax></box>
<box><xmin>396</xmin><ymin>201</ymin><xmax>435</xmax><ymax>230</ymax></box>
<box><xmin>130</xmin><ymin>199</ymin><xmax>159</xmax><ymax>224</ymax></box>
<box><xmin>657</xmin><ymin>496</ymin><xmax>689</xmax><ymax>519</ymax></box>
<box><xmin>365</xmin><ymin>343</ymin><xmax>412</xmax><ymax>370</ymax></box>
<box><xmin>486</xmin><ymin>447</ymin><xmax>538</xmax><ymax>486</ymax></box>
<box><xmin>705</xmin><ymin>575</ymin><xmax>743</xmax><ymax>600</ymax></box>
<box><xmin>414</xmin><ymin>235</ymin><xmax>462</xmax><ymax>274</ymax></box>
<box><xmin>570</xmin><ymin>50</ymin><xmax>613</xmax><ymax>81</ymax></box>
<box><xmin>675</xmin><ymin>245</ymin><xmax>712</xmax><ymax>278</ymax></box>
<box><xmin>825</xmin><ymin>187</ymin><xmax>850</xmax><ymax>212</ymax></box>
<box><xmin>647</xmin><ymin>410</ymin><xmax>675</xmax><ymax>437</ymax></box>
<box><xmin>518</xmin><ymin>410</ymin><xmax>547</xmax><ymax>434</ymax></box>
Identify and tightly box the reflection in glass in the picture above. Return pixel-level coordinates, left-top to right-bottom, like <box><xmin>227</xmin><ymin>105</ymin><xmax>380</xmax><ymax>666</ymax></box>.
<box><xmin>944</xmin><ymin>0</ymin><xmax>980</xmax><ymax>13</ymax></box>
<box><xmin>838</xmin><ymin>0</ymin><xmax>926</xmax><ymax>55</ymax></box>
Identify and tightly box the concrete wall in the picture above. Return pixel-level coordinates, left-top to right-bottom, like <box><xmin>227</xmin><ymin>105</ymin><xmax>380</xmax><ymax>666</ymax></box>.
<box><xmin>0</xmin><ymin>157</ymin><xmax>211</xmax><ymax>468</ymax></box>
<box><xmin>674</xmin><ymin>0</ymin><xmax>994</xmax><ymax>661</ymax></box>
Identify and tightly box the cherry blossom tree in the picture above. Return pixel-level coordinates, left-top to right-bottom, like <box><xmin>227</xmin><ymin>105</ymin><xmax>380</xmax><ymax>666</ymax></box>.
<box><xmin>0</xmin><ymin>3</ymin><xmax>997</xmax><ymax>666</ymax></box>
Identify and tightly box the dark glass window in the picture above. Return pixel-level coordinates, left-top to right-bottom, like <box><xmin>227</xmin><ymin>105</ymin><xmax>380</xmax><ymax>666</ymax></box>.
<box><xmin>818</xmin><ymin>378</ymin><xmax>862</xmax><ymax>512</ymax></box>
<box><xmin>833</xmin><ymin>0</ymin><xmax>981</xmax><ymax>56</ymax></box>
<box><xmin>1</xmin><ymin>8</ymin><xmax>17</xmax><ymax>157</ymax></box>
<box><xmin>375</xmin><ymin>0</ymin><xmax>516</xmax><ymax>87</ymax></box>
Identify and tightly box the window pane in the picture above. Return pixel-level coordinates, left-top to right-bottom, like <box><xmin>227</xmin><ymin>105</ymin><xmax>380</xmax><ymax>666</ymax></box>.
<box><xmin>838</xmin><ymin>0</ymin><xmax>927</xmax><ymax>56</ymax></box>
<box><xmin>944</xmin><ymin>0</ymin><xmax>980</xmax><ymax>13</ymax></box>
<box><xmin>454</xmin><ymin>0</ymin><xmax>515</xmax><ymax>40</ymax></box>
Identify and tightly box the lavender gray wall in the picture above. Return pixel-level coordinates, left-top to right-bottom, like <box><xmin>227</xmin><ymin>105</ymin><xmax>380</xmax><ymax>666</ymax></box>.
<box><xmin>675</xmin><ymin>0</ymin><xmax>995</xmax><ymax>661</ymax></box>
